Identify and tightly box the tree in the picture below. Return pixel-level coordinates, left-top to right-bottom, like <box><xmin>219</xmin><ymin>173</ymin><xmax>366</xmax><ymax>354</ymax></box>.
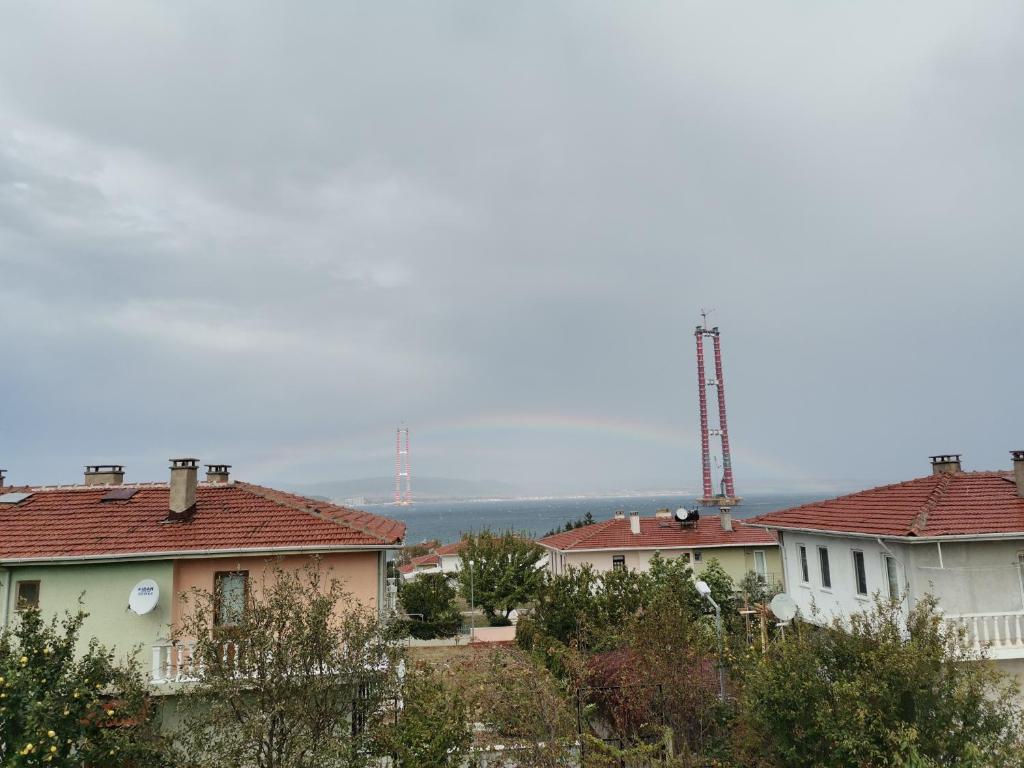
<box><xmin>0</xmin><ymin>605</ymin><xmax>166</xmax><ymax>768</ymax></box>
<box><xmin>174</xmin><ymin>562</ymin><xmax>404</xmax><ymax>768</ymax></box>
<box><xmin>398</xmin><ymin>573</ymin><xmax>462</xmax><ymax>639</ymax></box>
<box><xmin>450</xmin><ymin>648</ymin><xmax>578</xmax><ymax>768</ymax></box>
<box><xmin>736</xmin><ymin>595</ymin><xmax>1024</xmax><ymax>767</ymax></box>
<box><xmin>373</xmin><ymin>663</ymin><xmax>471</xmax><ymax>767</ymax></box>
<box><xmin>458</xmin><ymin>531</ymin><xmax>545</xmax><ymax>624</ymax></box>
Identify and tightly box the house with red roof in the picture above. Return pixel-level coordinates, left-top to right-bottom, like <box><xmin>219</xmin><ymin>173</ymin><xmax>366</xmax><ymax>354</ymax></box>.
<box><xmin>749</xmin><ymin>452</ymin><xmax>1024</xmax><ymax>664</ymax></box>
<box><xmin>397</xmin><ymin>539</ymin><xmax>468</xmax><ymax>581</ymax></box>
<box><xmin>537</xmin><ymin>507</ymin><xmax>780</xmax><ymax>586</ymax></box>
<box><xmin>0</xmin><ymin>459</ymin><xmax>405</xmax><ymax>685</ymax></box>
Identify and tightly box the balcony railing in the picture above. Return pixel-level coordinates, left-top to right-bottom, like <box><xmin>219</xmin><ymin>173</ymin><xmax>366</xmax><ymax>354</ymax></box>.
<box><xmin>943</xmin><ymin>612</ymin><xmax>1024</xmax><ymax>659</ymax></box>
<box><xmin>152</xmin><ymin>640</ymin><xmax>210</xmax><ymax>683</ymax></box>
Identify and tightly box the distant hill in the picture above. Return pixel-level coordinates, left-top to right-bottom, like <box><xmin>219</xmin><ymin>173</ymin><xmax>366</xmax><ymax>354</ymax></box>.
<box><xmin>289</xmin><ymin>476</ymin><xmax>522</xmax><ymax>504</ymax></box>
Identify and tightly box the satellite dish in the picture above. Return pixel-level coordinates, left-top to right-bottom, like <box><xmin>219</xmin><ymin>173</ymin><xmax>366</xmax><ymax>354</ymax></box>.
<box><xmin>769</xmin><ymin>593</ymin><xmax>797</xmax><ymax>622</ymax></box>
<box><xmin>128</xmin><ymin>579</ymin><xmax>160</xmax><ymax>615</ymax></box>
<box><xmin>508</xmin><ymin>609</ymin><xmax>520</xmax><ymax>625</ymax></box>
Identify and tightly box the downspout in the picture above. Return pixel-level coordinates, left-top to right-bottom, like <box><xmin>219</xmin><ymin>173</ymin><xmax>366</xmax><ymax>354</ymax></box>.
<box><xmin>1</xmin><ymin>567</ymin><xmax>10</xmax><ymax>630</ymax></box>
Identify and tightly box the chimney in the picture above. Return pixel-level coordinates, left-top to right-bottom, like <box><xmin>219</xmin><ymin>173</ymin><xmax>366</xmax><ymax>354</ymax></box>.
<box><xmin>930</xmin><ymin>454</ymin><xmax>962</xmax><ymax>475</ymax></box>
<box><xmin>169</xmin><ymin>458</ymin><xmax>199</xmax><ymax>516</ymax></box>
<box><xmin>0</xmin><ymin>468</ymin><xmax>5</xmax><ymax>489</ymax></box>
<box><xmin>719</xmin><ymin>507</ymin><xmax>733</xmax><ymax>532</ymax></box>
<box><xmin>1012</xmin><ymin>451</ymin><xmax>1024</xmax><ymax>499</ymax></box>
<box><xmin>205</xmin><ymin>464</ymin><xmax>231</xmax><ymax>484</ymax></box>
<box><xmin>84</xmin><ymin>464</ymin><xmax>124</xmax><ymax>486</ymax></box>
<box><xmin>628</xmin><ymin>510</ymin><xmax>641</xmax><ymax>535</ymax></box>
<box><xmin>613</xmin><ymin>509</ymin><xmax>625</xmax><ymax>520</ymax></box>
<box><xmin>655</xmin><ymin>507</ymin><xmax>673</xmax><ymax>519</ymax></box>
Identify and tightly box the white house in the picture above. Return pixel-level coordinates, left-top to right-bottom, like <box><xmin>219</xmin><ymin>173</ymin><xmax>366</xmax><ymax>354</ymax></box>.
<box><xmin>751</xmin><ymin>451</ymin><xmax>1024</xmax><ymax>683</ymax></box>
<box><xmin>398</xmin><ymin>540</ymin><xmax>467</xmax><ymax>581</ymax></box>
<box><xmin>538</xmin><ymin>507</ymin><xmax>780</xmax><ymax>586</ymax></box>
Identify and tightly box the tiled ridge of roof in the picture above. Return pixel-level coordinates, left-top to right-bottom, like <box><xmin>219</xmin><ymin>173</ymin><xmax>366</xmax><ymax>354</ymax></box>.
<box><xmin>398</xmin><ymin>553</ymin><xmax>442</xmax><ymax>574</ymax></box>
<box><xmin>909</xmin><ymin>472</ymin><xmax>952</xmax><ymax>535</ymax></box>
<box><xmin>750</xmin><ymin>471</ymin><xmax>1024</xmax><ymax>538</ymax></box>
<box><xmin>0</xmin><ymin>481</ymin><xmax>405</xmax><ymax>561</ymax></box>
<box><xmin>433</xmin><ymin>540</ymin><xmax>467</xmax><ymax>556</ymax></box>
<box><xmin>538</xmin><ymin>515</ymin><xmax>776</xmax><ymax>551</ymax></box>
<box><xmin>235</xmin><ymin>482</ymin><xmax>405</xmax><ymax>544</ymax></box>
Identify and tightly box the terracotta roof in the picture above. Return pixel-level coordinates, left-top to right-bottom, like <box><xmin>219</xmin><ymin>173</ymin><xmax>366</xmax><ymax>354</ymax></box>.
<box><xmin>433</xmin><ymin>540</ymin><xmax>467</xmax><ymax>556</ymax></box>
<box><xmin>398</xmin><ymin>553</ymin><xmax>441</xmax><ymax>574</ymax></box>
<box><xmin>749</xmin><ymin>472</ymin><xmax>1024</xmax><ymax>538</ymax></box>
<box><xmin>0</xmin><ymin>481</ymin><xmax>405</xmax><ymax>562</ymax></box>
<box><xmin>537</xmin><ymin>515</ymin><xmax>776</xmax><ymax>551</ymax></box>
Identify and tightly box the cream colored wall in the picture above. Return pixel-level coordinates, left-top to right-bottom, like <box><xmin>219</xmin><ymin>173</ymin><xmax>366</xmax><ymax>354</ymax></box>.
<box><xmin>549</xmin><ymin>546</ymin><xmax>780</xmax><ymax>584</ymax></box>
<box><xmin>171</xmin><ymin>551</ymin><xmax>381</xmax><ymax>630</ymax></box>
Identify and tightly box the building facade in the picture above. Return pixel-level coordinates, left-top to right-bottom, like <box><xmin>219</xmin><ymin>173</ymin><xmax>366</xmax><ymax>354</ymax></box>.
<box><xmin>751</xmin><ymin>452</ymin><xmax>1024</xmax><ymax>680</ymax></box>
<box><xmin>0</xmin><ymin>460</ymin><xmax>405</xmax><ymax>685</ymax></box>
<box><xmin>538</xmin><ymin>507</ymin><xmax>781</xmax><ymax>586</ymax></box>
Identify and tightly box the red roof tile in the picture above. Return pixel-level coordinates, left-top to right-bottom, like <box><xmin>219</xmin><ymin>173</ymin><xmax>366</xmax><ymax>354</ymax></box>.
<box><xmin>749</xmin><ymin>472</ymin><xmax>1024</xmax><ymax>537</ymax></box>
<box><xmin>433</xmin><ymin>540</ymin><xmax>467</xmax><ymax>556</ymax></box>
<box><xmin>538</xmin><ymin>515</ymin><xmax>776</xmax><ymax>551</ymax></box>
<box><xmin>0</xmin><ymin>481</ymin><xmax>405</xmax><ymax>562</ymax></box>
<box><xmin>398</xmin><ymin>553</ymin><xmax>441</xmax><ymax>574</ymax></box>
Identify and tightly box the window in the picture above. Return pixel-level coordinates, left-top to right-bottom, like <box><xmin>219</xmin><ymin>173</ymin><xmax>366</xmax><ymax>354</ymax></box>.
<box><xmin>214</xmin><ymin>571</ymin><xmax>248</xmax><ymax>626</ymax></box>
<box><xmin>612</xmin><ymin>555</ymin><xmax>626</xmax><ymax>572</ymax></box>
<box><xmin>799</xmin><ymin>545</ymin><xmax>810</xmax><ymax>583</ymax></box>
<box><xmin>693</xmin><ymin>551</ymin><xmax>703</xmax><ymax>563</ymax></box>
<box><xmin>754</xmin><ymin>550</ymin><xmax>767</xmax><ymax>580</ymax></box>
<box><xmin>852</xmin><ymin>550</ymin><xmax>868</xmax><ymax>596</ymax></box>
<box><xmin>883</xmin><ymin>554</ymin><xmax>899</xmax><ymax>600</ymax></box>
<box><xmin>818</xmin><ymin>547</ymin><xmax>831</xmax><ymax>589</ymax></box>
<box><xmin>16</xmin><ymin>581</ymin><xmax>40</xmax><ymax>610</ymax></box>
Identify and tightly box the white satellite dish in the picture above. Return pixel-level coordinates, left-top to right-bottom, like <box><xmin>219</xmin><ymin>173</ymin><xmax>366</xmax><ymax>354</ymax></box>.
<box><xmin>128</xmin><ymin>579</ymin><xmax>160</xmax><ymax>615</ymax></box>
<box><xmin>769</xmin><ymin>593</ymin><xmax>797</xmax><ymax>622</ymax></box>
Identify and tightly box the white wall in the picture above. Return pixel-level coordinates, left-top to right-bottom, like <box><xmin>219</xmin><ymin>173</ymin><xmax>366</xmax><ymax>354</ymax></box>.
<box><xmin>778</xmin><ymin>531</ymin><xmax>909</xmax><ymax>624</ymax></box>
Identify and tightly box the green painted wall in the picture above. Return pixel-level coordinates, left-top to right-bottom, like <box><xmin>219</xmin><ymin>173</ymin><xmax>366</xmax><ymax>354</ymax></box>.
<box><xmin>1</xmin><ymin>561</ymin><xmax>174</xmax><ymax>664</ymax></box>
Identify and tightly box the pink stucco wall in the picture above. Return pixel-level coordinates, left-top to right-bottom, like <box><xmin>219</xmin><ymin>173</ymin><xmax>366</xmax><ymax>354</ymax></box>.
<box><xmin>171</xmin><ymin>551</ymin><xmax>381</xmax><ymax>630</ymax></box>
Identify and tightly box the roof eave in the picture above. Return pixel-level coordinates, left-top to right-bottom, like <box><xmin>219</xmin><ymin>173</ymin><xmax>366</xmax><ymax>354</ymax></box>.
<box><xmin>539</xmin><ymin>541</ymin><xmax>777</xmax><ymax>554</ymax></box>
<box><xmin>749</xmin><ymin>523</ymin><xmax>1024</xmax><ymax>543</ymax></box>
<box><xmin>0</xmin><ymin>542</ymin><xmax>402</xmax><ymax>567</ymax></box>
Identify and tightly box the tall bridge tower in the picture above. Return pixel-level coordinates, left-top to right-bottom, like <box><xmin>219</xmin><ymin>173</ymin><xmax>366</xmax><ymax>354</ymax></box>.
<box><xmin>394</xmin><ymin>426</ymin><xmax>412</xmax><ymax>506</ymax></box>
<box><xmin>695</xmin><ymin>315</ymin><xmax>741</xmax><ymax>507</ymax></box>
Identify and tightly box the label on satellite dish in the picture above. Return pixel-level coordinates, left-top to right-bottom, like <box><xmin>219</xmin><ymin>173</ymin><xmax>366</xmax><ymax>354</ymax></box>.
<box><xmin>128</xmin><ymin>579</ymin><xmax>160</xmax><ymax>615</ymax></box>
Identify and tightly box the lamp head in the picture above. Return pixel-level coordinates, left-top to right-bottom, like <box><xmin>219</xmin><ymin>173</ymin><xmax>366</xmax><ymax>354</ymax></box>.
<box><xmin>695</xmin><ymin>580</ymin><xmax>712</xmax><ymax>598</ymax></box>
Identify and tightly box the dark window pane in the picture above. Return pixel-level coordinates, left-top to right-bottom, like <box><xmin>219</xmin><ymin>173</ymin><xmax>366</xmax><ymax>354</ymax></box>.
<box><xmin>612</xmin><ymin>556</ymin><xmax>625</xmax><ymax>572</ymax></box>
<box><xmin>819</xmin><ymin>547</ymin><xmax>831</xmax><ymax>589</ymax></box>
<box><xmin>16</xmin><ymin>581</ymin><xmax>40</xmax><ymax>609</ymax></box>
<box><xmin>853</xmin><ymin>551</ymin><xmax>867</xmax><ymax>595</ymax></box>
<box><xmin>885</xmin><ymin>555</ymin><xmax>899</xmax><ymax>600</ymax></box>
<box><xmin>799</xmin><ymin>546</ymin><xmax>809</xmax><ymax>582</ymax></box>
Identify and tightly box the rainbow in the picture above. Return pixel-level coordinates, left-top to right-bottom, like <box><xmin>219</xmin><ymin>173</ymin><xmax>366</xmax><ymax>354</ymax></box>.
<box><xmin>422</xmin><ymin>411</ymin><xmax>695</xmax><ymax>447</ymax></box>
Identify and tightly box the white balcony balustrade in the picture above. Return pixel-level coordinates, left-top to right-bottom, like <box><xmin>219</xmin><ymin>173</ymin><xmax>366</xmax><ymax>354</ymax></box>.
<box><xmin>944</xmin><ymin>612</ymin><xmax>1024</xmax><ymax>659</ymax></box>
<box><xmin>151</xmin><ymin>639</ymin><xmax>243</xmax><ymax>683</ymax></box>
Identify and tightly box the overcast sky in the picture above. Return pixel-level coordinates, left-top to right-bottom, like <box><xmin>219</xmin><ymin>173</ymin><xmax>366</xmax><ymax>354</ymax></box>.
<box><xmin>1</xmin><ymin>2</ymin><xmax>1022</xmax><ymax>494</ymax></box>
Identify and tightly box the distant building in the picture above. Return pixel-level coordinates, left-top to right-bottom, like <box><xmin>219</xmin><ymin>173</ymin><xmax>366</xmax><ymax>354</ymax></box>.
<box><xmin>537</xmin><ymin>507</ymin><xmax>780</xmax><ymax>586</ymax></box>
<box><xmin>398</xmin><ymin>540</ymin><xmax>467</xmax><ymax>580</ymax></box>
<box><xmin>0</xmin><ymin>460</ymin><xmax>405</xmax><ymax>687</ymax></box>
<box><xmin>750</xmin><ymin>452</ymin><xmax>1024</xmax><ymax>683</ymax></box>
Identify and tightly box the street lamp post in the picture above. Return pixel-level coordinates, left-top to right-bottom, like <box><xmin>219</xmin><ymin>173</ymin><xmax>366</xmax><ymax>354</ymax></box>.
<box><xmin>695</xmin><ymin>580</ymin><xmax>726</xmax><ymax>702</ymax></box>
<box><xmin>468</xmin><ymin>559</ymin><xmax>475</xmax><ymax>641</ymax></box>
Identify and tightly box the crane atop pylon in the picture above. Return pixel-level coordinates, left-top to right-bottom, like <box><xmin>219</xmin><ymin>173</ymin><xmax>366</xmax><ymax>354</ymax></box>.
<box><xmin>695</xmin><ymin>312</ymin><xmax>741</xmax><ymax>507</ymax></box>
<box><xmin>394</xmin><ymin>426</ymin><xmax>412</xmax><ymax>506</ymax></box>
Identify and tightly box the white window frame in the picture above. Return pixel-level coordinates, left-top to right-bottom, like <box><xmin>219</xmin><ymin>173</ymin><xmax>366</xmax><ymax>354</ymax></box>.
<box><xmin>852</xmin><ymin>550</ymin><xmax>868</xmax><ymax>596</ymax></box>
<box><xmin>882</xmin><ymin>554</ymin><xmax>899</xmax><ymax>601</ymax></box>
<box><xmin>754</xmin><ymin>550</ymin><xmax>767</xmax><ymax>580</ymax></box>
<box><xmin>798</xmin><ymin>545</ymin><xmax>810</xmax><ymax>584</ymax></box>
<box><xmin>818</xmin><ymin>546</ymin><xmax>832</xmax><ymax>590</ymax></box>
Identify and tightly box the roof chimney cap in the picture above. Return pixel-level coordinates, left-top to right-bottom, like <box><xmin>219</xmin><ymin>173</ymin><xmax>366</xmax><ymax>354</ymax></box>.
<box><xmin>84</xmin><ymin>464</ymin><xmax>125</xmax><ymax>486</ymax></box>
<box><xmin>170</xmin><ymin>458</ymin><xmax>199</xmax><ymax>469</ymax></box>
<box><xmin>1012</xmin><ymin>451</ymin><xmax>1024</xmax><ymax>499</ymax></box>
<box><xmin>205</xmin><ymin>464</ymin><xmax>231</xmax><ymax>484</ymax></box>
<box><xmin>613</xmin><ymin>510</ymin><xmax>625</xmax><ymax>520</ymax></box>
<box><xmin>0</xmin><ymin>468</ymin><xmax>5</xmax><ymax>488</ymax></box>
<box><xmin>929</xmin><ymin>454</ymin><xmax>962</xmax><ymax>474</ymax></box>
<box><xmin>719</xmin><ymin>506</ymin><xmax>733</xmax><ymax>531</ymax></box>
